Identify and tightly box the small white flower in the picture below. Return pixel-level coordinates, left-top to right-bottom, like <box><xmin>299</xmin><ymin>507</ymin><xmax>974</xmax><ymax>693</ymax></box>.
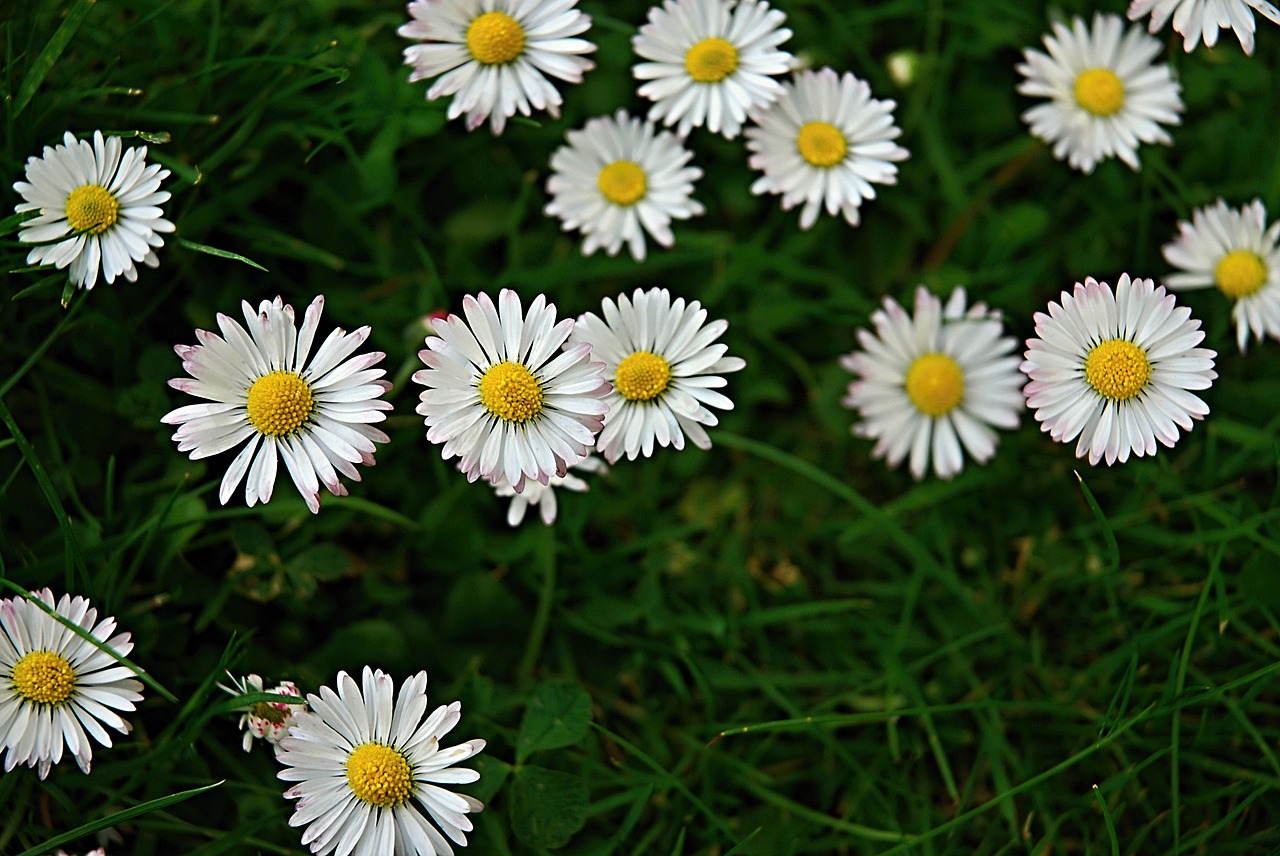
<box><xmin>162</xmin><ymin>295</ymin><xmax>393</xmax><ymax>514</ymax></box>
<box><xmin>745</xmin><ymin>67</ymin><xmax>909</xmax><ymax>230</ymax></box>
<box><xmin>277</xmin><ymin>666</ymin><xmax>486</xmax><ymax>856</ymax></box>
<box><xmin>398</xmin><ymin>0</ymin><xmax>596</xmax><ymax>134</ymax></box>
<box><xmin>1128</xmin><ymin>0</ymin><xmax>1280</xmax><ymax>55</ymax></box>
<box><xmin>840</xmin><ymin>287</ymin><xmax>1025</xmax><ymax>480</ymax></box>
<box><xmin>219</xmin><ymin>672</ymin><xmax>307</xmax><ymax>753</ymax></box>
<box><xmin>13</xmin><ymin>130</ymin><xmax>174</xmax><ymax>291</ymax></box>
<box><xmin>1022</xmin><ymin>274</ymin><xmax>1217</xmax><ymax>466</ymax></box>
<box><xmin>545</xmin><ymin>109</ymin><xmax>704</xmax><ymax>262</ymax></box>
<box><xmin>632</xmin><ymin>0</ymin><xmax>794</xmax><ymax>139</ymax></box>
<box><xmin>570</xmin><ymin>287</ymin><xmax>745</xmax><ymax>463</ymax></box>
<box><xmin>1016</xmin><ymin>13</ymin><xmax>1184</xmax><ymax>175</ymax></box>
<box><xmin>55</xmin><ymin>850</ymin><xmax>106</xmax><ymax>856</ymax></box>
<box><xmin>0</xmin><ymin>589</ymin><xmax>144</xmax><ymax>779</ymax></box>
<box><xmin>1161</xmin><ymin>198</ymin><xmax>1280</xmax><ymax>352</ymax></box>
<box><xmin>493</xmin><ymin>454</ymin><xmax>607</xmax><ymax>526</ymax></box>
<box><xmin>414</xmin><ymin>289</ymin><xmax>611</xmax><ymax>490</ymax></box>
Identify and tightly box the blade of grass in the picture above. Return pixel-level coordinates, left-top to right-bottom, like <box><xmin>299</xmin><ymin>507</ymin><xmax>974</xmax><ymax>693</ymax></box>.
<box><xmin>13</xmin><ymin>0</ymin><xmax>98</xmax><ymax>116</ymax></box>
<box><xmin>1092</xmin><ymin>784</ymin><xmax>1121</xmax><ymax>856</ymax></box>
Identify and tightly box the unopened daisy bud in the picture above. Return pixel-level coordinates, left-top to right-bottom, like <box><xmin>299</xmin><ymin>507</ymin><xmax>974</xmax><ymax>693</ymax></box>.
<box><xmin>219</xmin><ymin>672</ymin><xmax>307</xmax><ymax>753</ymax></box>
<box><xmin>886</xmin><ymin>49</ymin><xmax>920</xmax><ymax>87</ymax></box>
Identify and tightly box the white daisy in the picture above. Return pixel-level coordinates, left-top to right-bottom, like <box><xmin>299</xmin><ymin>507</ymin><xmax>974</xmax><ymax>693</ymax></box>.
<box><xmin>398</xmin><ymin>0</ymin><xmax>596</xmax><ymax>135</ymax></box>
<box><xmin>492</xmin><ymin>454</ymin><xmax>606</xmax><ymax>526</ymax></box>
<box><xmin>219</xmin><ymin>672</ymin><xmax>307</xmax><ymax>753</ymax></box>
<box><xmin>1016</xmin><ymin>13</ymin><xmax>1184</xmax><ymax>175</ymax></box>
<box><xmin>1128</xmin><ymin>0</ymin><xmax>1280</xmax><ymax>55</ymax></box>
<box><xmin>839</xmin><ymin>286</ymin><xmax>1025</xmax><ymax>481</ymax></box>
<box><xmin>1022</xmin><ymin>274</ymin><xmax>1217</xmax><ymax>466</ymax></box>
<box><xmin>544</xmin><ymin>109</ymin><xmax>704</xmax><ymax>262</ymax></box>
<box><xmin>1160</xmin><ymin>198</ymin><xmax>1280</xmax><ymax>352</ymax></box>
<box><xmin>162</xmin><ymin>295</ymin><xmax>393</xmax><ymax>514</ymax></box>
<box><xmin>13</xmin><ymin>130</ymin><xmax>174</xmax><ymax>292</ymax></box>
<box><xmin>0</xmin><ymin>588</ymin><xmax>144</xmax><ymax>779</ymax></box>
<box><xmin>632</xmin><ymin>0</ymin><xmax>794</xmax><ymax>140</ymax></box>
<box><xmin>414</xmin><ymin>289</ymin><xmax>611</xmax><ymax>491</ymax></box>
<box><xmin>744</xmin><ymin>67</ymin><xmax>910</xmax><ymax>230</ymax></box>
<box><xmin>277</xmin><ymin>667</ymin><xmax>485</xmax><ymax>856</ymax></box>
<box><xmin>569</xmin><ymin>287</ymin><xmax>745</xmax><ymax>463</ymax></box>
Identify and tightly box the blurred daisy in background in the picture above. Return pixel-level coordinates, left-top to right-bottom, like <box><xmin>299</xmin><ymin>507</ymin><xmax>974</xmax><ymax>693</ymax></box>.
<box><xmin>219</xmin><ymin>672</ymin><xmax>307</xmax><ymax>753</ymax></box>
<box><xmin>1128</xmin><ymin>0</ymin><xmax>1280</xmax><ymax>55</ymax></box>
<box><xmin>745</xmin><ymin>67</ymin><xmax>909</xmax><ymax>230</ymax></box>
<box><xmin>0</xmin><ymin>589</ymin><xmax>144</xmax><ymax>779</ymax></box>
<box><xmin>414</xmin><ymin>289</ymin><xmax>610</xmax><ymax>490</ymax></box>
<box><xmin>1016</xmin><ymin>13</ymin><xmax>1183</xmax><ymax>174</ymax></box>
<box><xmin>1160</xmin><ymin>198</ymin><xmax>1280</xmax><ymax>351</ymax></box>
<box><xmin>492</xmin><ymin>455</ymin><xmax>607</xmax><ymax>526</ymax></box>
<box><xmin>545</xmin><ymin>109</ymin><xmax>704</xmax><ymax>261</ymax></box>
<box><xmin>12</xmin><ymin>130</ymin><xmax>173</xmax><ymax>292</ymax></box>
<box><xmin>840</xmin><ymin>287</ymin><xmax>1024</xmax><ymax>481</ymax></box>
<box><xmin>277</xmin><ymin>667</ymin><xmax>485</xmax><ymax>856</ymax></box>
<box><xmin>398</xmin><ymin>0</ymin><xmax>596</xmax><ymax>134</ymax></box>
<box><xmin>570</xmin><ymin>287</ymin><xmax>745</xmax><ymax>463</ymax></box>
<box><xmin>632</xmin><ymin>0</ymin><xmax>793</xmax><ymax>139</ymax></box>
<box><xmin>1022</xmin><ymin>274</ymin><xmax>1217</xmax><ymax>466</ymax></box>
<box><xmin>163</xmin><ymin>295</ymin><xmax>393</xmax><ymax>514</ymax></box>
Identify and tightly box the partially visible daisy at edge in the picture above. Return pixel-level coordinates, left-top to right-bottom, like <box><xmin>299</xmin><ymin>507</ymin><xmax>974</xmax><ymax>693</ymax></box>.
<box><xmin>840</xmin><ymin>286</ymin><xmax>1025</xmax><ymax>481</ymax></box>
<box><xmin>218</xmin><ymin>672</ymin><xmax>307</xmax><ymax>753</ymax></box>
<box><xmin>1128</xmin><ymin>0</ymin><xmax>1280</xmax><ymax>55</ymax></box>
<box><xmin>545</xmin><ymin>109</ymin><xmax>704</xmax><ymax>261</ymax></box>
<box><xmin>277</xmin><ymin>666</ymin><xmax>485</xmax><ymax>856</ymax></box>
<box><xmin>162</xmin><ymin>295</ymin><xmax>393</xmax><ymax>514</ymax></box>
<box><xmin>569</xmin><ymin>287</ymin><xmax>745</xmax><ymax>463</ymax></box>
<box><xmin>13</xmin><ymin>130</ymin><xmax>174</xmax><ymax>292</ymax></box>
<box><xmin>398</xmin><ymin>0</ymin><xmax>596</xmax><ymax>134</ymax></box>
<box><xmin>492</xmin><ymin>454</ymin><xmax>607</xmax><ymax>526</ymax></box>
<box><xmin>0</xmin><ymin>588</ymin><xmax>144</xmax><ymax>779</ymax></box>
<box><xmin>745</xmin><ymin>67</ymin><xmax>910</xmax><ymax>230</ymax></box>
<box><xmin>1022</xmin><ymin>274</ymin><xmax>1217</xmax><ymax>466</ymax></box>
<box><xmin>632</xmin><ymin>0</ymin><xmax>794</xmax><ymax>139</ymax></box>
<box><xmin>1160</xmin><ymin>197</ymin><xmax>1280</xmax><ymax>351</ymax></box>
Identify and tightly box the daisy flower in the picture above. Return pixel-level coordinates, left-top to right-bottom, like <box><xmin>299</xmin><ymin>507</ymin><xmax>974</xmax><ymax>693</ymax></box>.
<box><xmin>277</xmin><ymin>666</ymin><xmax>485</xmax><ymax>856</ymax></box>
<box><xmin>544</xmin><ymin>109</ymin><xmax>704</xmax><ymax>261</ymax></box>
<box><xmin>219</xmin><ymin>672</ymin><xmax>307</xmax><ymax>753</ymax></box>
<box><xmin>1128</xmin><ymin>0</ymin><xmax>1280</xmax><ymax>55</ymax></box>
<box><xmin>162</xmin><ymin>295</ymin><xmax>392</xmax><ymax>514</ymax></box>
<box><xmin>0</xmin><ymin>588</ymin><xmax>144</xmax><ymax>779</ymax></box>
<box><xmin>492</xmin><ymin>454</ymin><xmax>606</xmax><ymax>526</ymax></box>
<box><xmin>569</xmin><ymin>287</ymin><xmax>745</xmax><ymax>463</ymax></box>
<box><xmin>398</xmin><ymin>0</ymin><xmax>596</xmax><ymax>135</ymax></box>
<box><xmin>414</xmin><ymin>289</ymin><xmax>610</xmax><ymax>490</ymax></box>
<box><xmin>12</xmin><ymin>130</ymin><xmax>174</xmax><ymax>292</ymax></box>
<box><xmin>744</xmin><ymin>67</ymin><xmax>910</xmax><ymax>230</ymax></box>
<box><xmin>1022</xmin><ymin>275</ymin><xmax>1217</xmax><ymax>466</ymax></box>
<box><xmin>1016</xmin><ymin>13</ymin><xmax>1184</xmax><ymax>174</ymax></box>
<box><xmin>840</xmin><ymin>287</ymin><xmax>1025</xmax><ymax>481</ymax></box>
<box><xmin>632</xmin><ymin>0</ymin><xmax>794</xmax><ymax>139</ymax></box>
<box><xmin>1160</xmin><ymin>198</ymin><xmax>1280</xmax><ymax>352</ymax></box>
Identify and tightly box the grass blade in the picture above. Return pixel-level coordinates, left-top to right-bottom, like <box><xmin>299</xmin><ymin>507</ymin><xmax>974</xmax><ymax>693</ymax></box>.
<box><xmin>14</xmin><ymin>0</ymin><xmax>98</xmax><ymax>116</ymax></box>
<box><xmin>177</xmin><ymin>237</ymin><xmax>269</xmax><ymax>271</ymax></box>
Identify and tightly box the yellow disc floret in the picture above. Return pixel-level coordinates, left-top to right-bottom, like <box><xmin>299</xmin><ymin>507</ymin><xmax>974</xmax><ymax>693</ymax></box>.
<box><xmin>478</xmin><ymin>360</ymin><xmax>544</xmax><ymax>423</ymax></box>
<box><xmin>11</xmin><ymin>650</ymin><xmax>77</xmax><ymax>706</ymax></box>
<box><xmin>598</xmin><ymin>161</ymin><xmax>648</xmax><ymax>207</ymax></box>
<box><xmin>246</xmin><ymin>371</ymin><xmax>315</xmax><ymax>437</ymax></box>
<box><xmin>466</xmin><ymin>11</ymin><xmax>526</xmax><ymax>65</ymax></box>
<box><xmin>685</xmin><ymin>37</ymin><xmax>739</xmax><ymax>83</ymax></box>
<box><xmin>346</xmin><ymin>742</ymin><xmax>415</xmax><ymax>808</ymax></box>
<box><xmin>1073</xmin><ymin>68</ymin><xmax>1125</xmax><ymax>117</ymax></box>
<box><xmin>65</xmin><ymin>184</ymin><xmax>120</xmax><ymax>235</ymax></box>
<box><xmin>796</xmin><ymin>122</ymin><xmax>848</xmax><ymax>168</ymax></box>
<box><xmin>1084</xmin><ymin>339</ymin><xmax>1150</xmax><ymax>402</ymax></box>
<box><xmin>905</xmin><ymin>353</ymin><xmax>965</xmax><ymax>417</ymax></box>
<box><xmin>1213</xmin><ymin>250</ymin><xmax>1267</xmax><ymax>299</ymax></box>
<box><xmin>615</xmin><ymin>351</ymin><xmax>672</xmax><ymax>402</ymax></box>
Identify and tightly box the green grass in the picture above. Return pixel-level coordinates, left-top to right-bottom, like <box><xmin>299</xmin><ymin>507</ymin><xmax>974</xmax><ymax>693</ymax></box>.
<box><xmin>2</xmin><ymin>0</ymin><xmax>1279</xmax><ymax>853</ymax></box>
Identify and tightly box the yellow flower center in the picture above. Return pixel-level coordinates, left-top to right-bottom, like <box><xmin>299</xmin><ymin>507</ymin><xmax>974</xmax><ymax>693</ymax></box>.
<box><xmin>796</xmin><ymin>122</ymin><xmax>848</xmax><ymax>168</ymax></box>
<box><xmin>346</xmin><ymin>742</ymin><xmax>415</xmax><ymax>808</ymax></box>
<box><xmin>245</xmin><ymin>371</ymin><xmax>315</xmax><ymax>437</ymax></box>
<box><xmin>478</xmin><ymin>360</ymin><xmax>543</xmax><ymax>423</ymax></box>
<box><xmin>597</xmin><ymin>161</ymin><xmax>648</xmax><ymax>207</ymax></box>
<box><xmin>614</xmin><ymin>351</ymin><xmax>672</xmax><ymax>402</ymax></box>
<box><xmin>905</xmin><ymin>353</ymin><xmax>965</xmax><ymax>417</ymax></box>
<box><xmin>11</xmin><ymin>650</ymin><xmax>77</xmax><ymax>706</ymax></box>
<box><xmin>64</xmin><ymin>184</ymin><xmax>120</xmax><ymax>235</ymax></box>
<box><xmin>685</xmin><ymin>37</ymin><xmax>739</xmax><ymax>83</ymax></box>
<box><xmin>1213</xmin><ymin>250</ymin><xmax>1267</xmax><ymax>299</ymax></box>
<box><xmin>1073</xmin><ymin>68</ymin><xmax>1125</xmax><ymax>117</ymax></box>
<box><xmin>466</xmin><ymin>11</ymin><xmax>525</xmax><ymax>65</ymax></box>
<box><xmin>1084</xmin><ymin>339</ymin><xmax>1150</xmax><ymax>402</ymax></box>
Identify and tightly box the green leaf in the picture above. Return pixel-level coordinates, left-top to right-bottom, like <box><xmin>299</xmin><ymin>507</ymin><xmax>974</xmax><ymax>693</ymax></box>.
<box><xmin>508</xmin><ymin>765</ymin><xmax>587</xmax><ymax>850</ymax></box>
<box><xmin>14</xmin><ymin>0</ymin><xmax>98</xmax><ymax>116</ymax></box>
<box><xmin>286</xmin><ymin>543</ymin><xmax>352</xmax><ymax>582</ymax></box>
<box><xmin>176</xmin><ymin>238</ymin><xmax>269</xmax><ymax>271</ymax></box>
<box><xmin>516</xmin><ymin>680</ymin><xmax>591</xmax><ymax>763</ymax></box>
<box><xmin>1237</xmin><ymin>551</ymin><xmax>1280</xmax><ymax>609</ymax></box>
